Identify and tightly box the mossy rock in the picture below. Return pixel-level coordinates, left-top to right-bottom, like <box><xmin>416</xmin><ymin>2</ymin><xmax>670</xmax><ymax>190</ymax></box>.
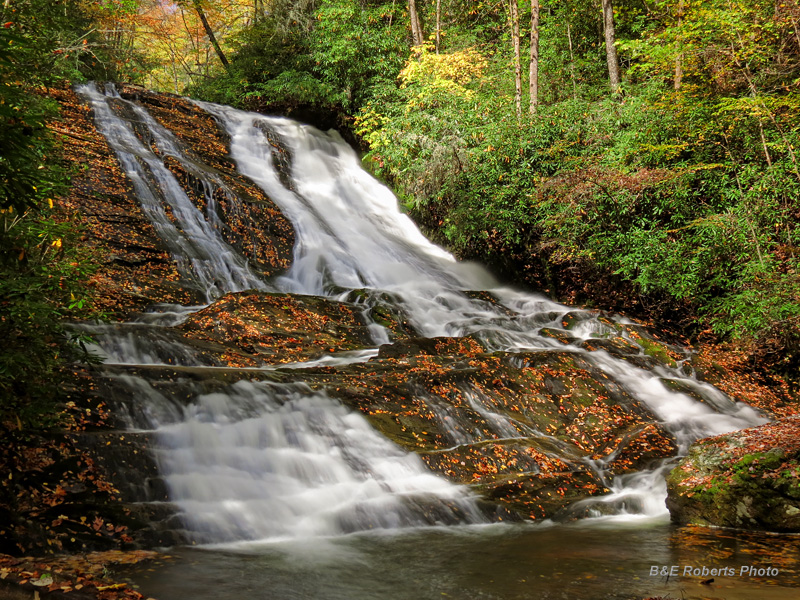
<box><xmin>579</xmin><ymin>337</ymin><xmax>642</xmax><ymax>358</ymax></box>
<box><xmin>621</xmin><ymin>324</ymin><xmax>685</xmax><ymax>369</ymax></box>
<box><xmin>539</xmin><ymin>327</ymin><xmax>577</xmax><ymax>345</ymax></box>
<box><xmin>666</xmin><ymin>417</ymin><xmax>800</xmax><ymax>532</ymax></box>
<box><xmin>560</xmin><ymin>311</ymin><xmax>593</xmax><ymax>330</ymax></box>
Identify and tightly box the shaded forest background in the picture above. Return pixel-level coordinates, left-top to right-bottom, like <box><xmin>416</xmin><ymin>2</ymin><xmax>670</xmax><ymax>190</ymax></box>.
<box><xmin>2</xmin><ymin>0</ymin><xmax>800</xmax><ymax>423</ymax></box>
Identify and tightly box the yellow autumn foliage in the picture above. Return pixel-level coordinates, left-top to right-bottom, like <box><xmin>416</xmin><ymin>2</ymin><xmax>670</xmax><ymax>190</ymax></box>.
<box><xmin>398</xmin><ymin>44</ymin><xmax>488</xmax><ymax>110</ymax></box>
<box><xmin>399</xmin><ymin>43</ymin><xmax>488</xmax><ymax>88</ymax></box>
<box><xmin>356</xmin><ymin>44</ymin><xmax>488</xmax><ymax>150</ymax></box>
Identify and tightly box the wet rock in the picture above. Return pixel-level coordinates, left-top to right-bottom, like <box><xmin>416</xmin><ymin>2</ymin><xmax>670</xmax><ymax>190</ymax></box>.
<box><xmin>477</xmin><ymin>472</ymin><xmax>609</xmax><ymax>520</ymax></box>
<box><xmin>378</xmin><ymin>336</ymin><xmax>485</xmax><ymax>359</ymax></box>
<box><xmin>334</xmin><ymin>288</ymin><xmax>418</xmax><ymax>338</ymax></box>
<box><xmin>311</xmin><ymin>346</ymin><xmax>678</xmax><ymax>519</ymax></box>
<box><xmin>621</xmin><ymin>324</ymin><xmax>685</xmax><ymax>368</ymax></box>
<box><xmin>255</xmin><ymin>121</ymin><xmax>295</xmax><ymax>191</ymax></box>
<box><xmin>560</xmin><ymin>311</ymin><xmax>593</xmax><ymax>330</ymax></box>
<box><xmin>579</xmin><ymin>337</ymin><xmax>641</xmax><ymax>358</ymax></box>
<box><xmin>49</xmin><ymin>85</ymin><xmax>295</xmax><ymax>318</ymax></box>
<box><xmin>539</xmin><ymin>328</ymin><xmax>577</xmax><ymax>345</ymax></box>
<box><xmin>49</xmin><ymin>87</ymin><xmax>207</xmax><ymax>315</ymax></box>
<box><xmin>179</xmin><ymin>291</ymin><xmax>394</xmax><ymax>365</ymax></box>
<box><xmin>666</xmin><ymin>417</ymin><xmax>800</xmax><ymax>532</ymax></box>
<box><xmin>71</xmin><ymin>431</ymin><xmax>167</xmax><ymax>503</ymax></box>
<box><xmin>120</xmin><ymin>88</ymin><xmax>295</xmax><ymax>278</ymax></box>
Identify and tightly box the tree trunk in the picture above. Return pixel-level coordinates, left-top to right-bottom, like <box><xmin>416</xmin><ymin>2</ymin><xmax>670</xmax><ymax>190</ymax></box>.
<box><xmin>435</xmin><ymin>0</ymin><xmax>441</xmax><ymax>53</ymax></box>
<box><xmin>408</xmin><ymin>0</ymin><xmax>424</xmax><ymax>47</ymax></box>
<box><xmin>529</xmin><ymin>0</ymin><xmax>540</xmax><ymax>114</ymax></box>
<box><xmin>601</xmin><ymin>0</ymin><xmax>621</xmax><ymax>93</ymax></box>
<box><xmin>192</xmin><ymin>0</ymin><xmax>229</xmax><ymax>70</ymax></box>
<box><xmin>567</xmin><ymin>22</ymin><xmax>577</xmax><ymax>99</ymax></box>
<box><xmin>510</xmin><ymin>0</ymin><xmax>522</xmax><ymax>119</ymax></box>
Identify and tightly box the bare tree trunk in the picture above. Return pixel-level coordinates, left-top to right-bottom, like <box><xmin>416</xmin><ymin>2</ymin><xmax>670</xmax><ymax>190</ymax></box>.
<box><xmin>529</xmin><ymin>0</ymin><xmax>540</xmax><ymax>114</ymax></box>
<box><xmin>435</xmin><ymin>0</ymin><xmax>441</xmax><ymax>53</ymax></box>
<box><xmin>567</xmin><ymin>22</ymin><xmax>577</xmax><ymax>99</ymax></box>
<box><xmin>510</xmin><ymin>0</ymin><xmax>522</xmax><ymax>119</ymax></box>
<box><xmin>674</xmin><ymin>56</ymin><xmax>683</xmax><ymax>90</ymax></box>
<box><xmin>192</xmin><ymin>0</ymin><xmax>230</xmax><ymax>70</ymax></box>
<box><xmin>408</xmin><ymin>0</ymin><xmax>424</xmax><ymax>47</ymax></box>
<box><xmin>601</xmin><ymin>0</ymin><xmax>621</xmax><ymax>93</ymax></box>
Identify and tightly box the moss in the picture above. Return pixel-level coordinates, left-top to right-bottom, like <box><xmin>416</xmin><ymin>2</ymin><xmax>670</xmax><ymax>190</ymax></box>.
<box><xmin>570</xmin><ymin>380</ymin><xmax>599</xmax><ymax>407</ymax></box>
<box><xmin>667</xmin><ymin>423</ymin><xmax>800</xmax><ymax>531</ymax></box>
<box><xmin>636</xmin><ymin>336</ymin><xmax>678</xmax><ymax>368</ymax></box>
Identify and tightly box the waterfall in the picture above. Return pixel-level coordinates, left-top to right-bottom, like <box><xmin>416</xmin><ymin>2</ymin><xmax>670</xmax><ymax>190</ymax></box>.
<box><xmin>78</xmin><ymin>83</ymin><xmax>767</xmax><ymax>546</ymax></box>
<box><xmin>200</xmin><ymin>101</ymin><xmax>765</xmax><ymax>518</ymax></box>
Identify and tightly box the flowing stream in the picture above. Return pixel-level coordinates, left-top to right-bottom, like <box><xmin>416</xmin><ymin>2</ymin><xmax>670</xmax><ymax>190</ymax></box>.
<box><xmin>73</xmin><ymin>84</ymin><xmax>797</xmax><ymax>599</ymax></box>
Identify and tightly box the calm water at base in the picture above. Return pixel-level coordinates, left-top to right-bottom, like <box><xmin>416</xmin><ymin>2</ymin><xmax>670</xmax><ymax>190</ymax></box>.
<box><xmin>118</xmin><ymin>521</ymin><xmax>800</xmax><ymax>600</ymax></box>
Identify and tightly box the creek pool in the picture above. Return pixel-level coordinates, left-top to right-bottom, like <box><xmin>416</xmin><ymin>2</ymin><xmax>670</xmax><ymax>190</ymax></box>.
<box><xmin>118</xmin><ymin>520</ymin><xmax>800</xmax><ymax>600</ymax></box>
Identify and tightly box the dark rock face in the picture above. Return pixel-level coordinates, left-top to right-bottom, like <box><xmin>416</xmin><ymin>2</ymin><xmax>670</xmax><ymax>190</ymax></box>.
<box><xmin>666</xmin><ymin>417</ymin><xmax>800</xmax><ymax>532</ymax></box>
<box><xmin>51</xmin><ymin>85</ymin><xmax>294</xmax><ymax>318</ymax></box>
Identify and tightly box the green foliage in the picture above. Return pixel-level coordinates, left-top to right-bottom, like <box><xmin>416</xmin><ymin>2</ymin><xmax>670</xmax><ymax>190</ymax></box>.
<box><xmin>188</xmin><ymin>0</ymin><xmax>406</xmax><ymax>114</ymax></box>
<box><xmin>0</xmin><ymin>202</ymin><xmax>101</xmax><ymax>426</ymax></box>
<box><xmin>0</xmin><ymin>30</ymin><xmax>60</xmax><ymax>214</ymax></box>
<box><xmin>309</xmin><ymin>0</ymin><xmax>406</xmax><ymax>110</ymax></box>
<box><xmin>0</xmin><ymin>16</ymin><xmax>102</xmax><ymax>426</ymax></box>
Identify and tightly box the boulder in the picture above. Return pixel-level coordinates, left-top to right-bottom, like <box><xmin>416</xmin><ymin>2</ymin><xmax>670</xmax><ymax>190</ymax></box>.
<box><xmin>666</xmin><ymin>417</ymin><xmax>800</xmax><ymax>532</ymax></box>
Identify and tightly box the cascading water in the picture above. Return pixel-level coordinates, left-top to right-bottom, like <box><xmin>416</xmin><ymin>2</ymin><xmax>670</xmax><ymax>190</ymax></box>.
<box><xmin>117</xmin><ymin>377</ymin><xmax>483</xmax><ymax>543</ymax></box>
<box><xmin>78</xmin><ymin>83</ymin><xmax>767</xmax><ymax>549</ymax></box>
<box><xmin>199</xmin><ymin>101</ymin><xmax>766</xmax><ymax>520</ymax></box>
<box><xmin>76</xmin><ymin>84</ymin><xmax>266</xmax><ymax>302</ymax></box>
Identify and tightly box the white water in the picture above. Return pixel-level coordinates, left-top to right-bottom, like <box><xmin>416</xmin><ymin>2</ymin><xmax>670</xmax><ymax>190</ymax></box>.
<box><xmin>121</xmin><ymin>378</ymin><xmax>483</xmax><ymax>543</ymax></box>
<box><xmin>81</xmin><ymin>84</ymin><xmax>767</xmax><ymax>544</ymax></box>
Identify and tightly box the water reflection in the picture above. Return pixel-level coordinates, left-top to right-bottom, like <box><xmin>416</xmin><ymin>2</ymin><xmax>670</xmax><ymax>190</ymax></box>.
<box><xmin>119</xmin><ymin>522</ymin><xmax>800</xmax><ymax>600</ymax></box>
